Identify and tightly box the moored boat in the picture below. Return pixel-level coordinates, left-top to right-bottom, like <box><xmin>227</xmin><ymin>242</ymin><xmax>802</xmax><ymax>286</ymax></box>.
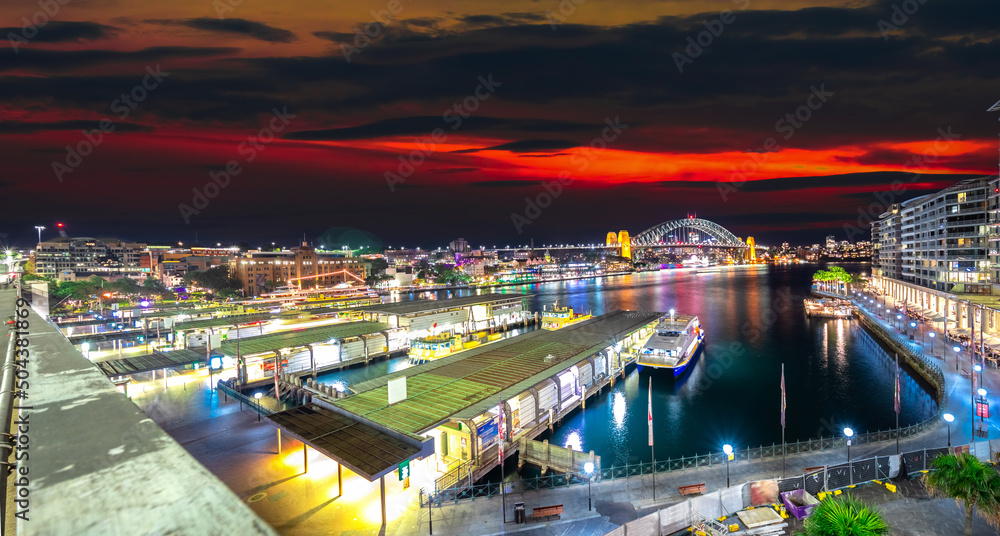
<box><xmin>540</xmin><ymin>305</ymin><xmax>592</xmax><ymax>330</ymax></box>
<box><xmin>638</xmin><ymin>313</ymin><xmax>704</xmax><ymax>377</ymax></box>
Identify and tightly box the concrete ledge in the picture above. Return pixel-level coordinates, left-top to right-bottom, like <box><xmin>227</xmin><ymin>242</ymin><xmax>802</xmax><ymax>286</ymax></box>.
<box><xmin>6</xmin><ymin>290</ymin><xmax>277</xmax><ymax>535</ymax></box>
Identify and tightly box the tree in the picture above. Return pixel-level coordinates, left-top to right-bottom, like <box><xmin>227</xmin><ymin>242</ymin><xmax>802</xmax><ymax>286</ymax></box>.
<box><xmin>114</xmin><ymin>277</ymin><xmax>140</xmax><ymax>296</ymax></box>
<box><xmin>796</xmin><ymin>495</ymin><xmax>890</xmax><ymax>536</ymax></box>
<box><xmin>182</xmin><ymin>266</ymin><xmax>239</xmax><ymax>293</ymax></box>
<box><xmin>926</xmin><ymin>453</ymin><xmax>1000</xmax><ymax>536</ymax></box>
<box><xmin>141</xmin><ymin>277</ymin><xmax>169</xmax><ymax>296</ymax></box>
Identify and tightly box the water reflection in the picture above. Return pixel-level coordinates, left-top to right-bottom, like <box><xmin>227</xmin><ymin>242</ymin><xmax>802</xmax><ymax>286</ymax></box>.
<box><xmin>612</xmin><ymin>391</ymin><xmax>627</xmax><ymax>429</ymax></box>
<box><xmin>563</xmin><ymin>431</ymin><xmax>583</xmax><ymax>452</ymax></box>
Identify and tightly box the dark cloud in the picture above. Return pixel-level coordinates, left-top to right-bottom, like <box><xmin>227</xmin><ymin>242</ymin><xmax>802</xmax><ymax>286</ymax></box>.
<box><xmin>0</xmin><ymin>121</ymin><xmax>153</xmax><ymax>134</ymax></box>
<box><xmin>430</xmin><ymin>167</ymin><xmax>479</xmax><ymax>174</ymax></box>
<box><xmin>284</xmin><ymin>117</ymin><xmax>600</xmax><ymax>141</ymax></box>
<box><xmin>148</xmin><ymin>18</ymin><xmax>296</xmax><ymax>43</ymax></box>
<box><xmin>0</xmin><ymin>46</ymin><xmax>239</xmax><ymax>73</ymax></box>
<box><xmin>456</xmin><ymin>139</ymin><xmax>580</xmax><ymax>153</ymax></box>
<box><xmin>0</xmin><ymin>21</ymin><xmax>117</xmax><ymax>43</ymax></box>
<box><xmin>734</xmin><ymin>172</ymin><xmax>984</xmax><ymax>193</ymax></box>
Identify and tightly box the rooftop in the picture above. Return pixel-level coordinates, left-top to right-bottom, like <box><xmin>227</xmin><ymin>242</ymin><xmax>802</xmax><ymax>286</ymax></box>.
<box><xmin>335</xmin><ymin>310</ymin><xmax>661</xmax><ymax>436</ymax></box>
<box><xmin>218</xmin><ymin>321</ymin><xmax>390</xmax><ymax>356</ymax></box>
<box><xmin>350</xmin><ymin>293</ymin><xmax>529</xmax><ymax>317</ymax></box>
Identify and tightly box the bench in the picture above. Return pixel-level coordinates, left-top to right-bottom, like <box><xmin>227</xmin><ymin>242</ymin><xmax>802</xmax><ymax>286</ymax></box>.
<box><xmin>678</xmin><ymin>483</ymin><xmax>707</xmax><ymax>496</ymax></box>
<box><xmin>532</xmin><ymin>504</ymin><xmax>564</xmax><ymax>520</ymax></box>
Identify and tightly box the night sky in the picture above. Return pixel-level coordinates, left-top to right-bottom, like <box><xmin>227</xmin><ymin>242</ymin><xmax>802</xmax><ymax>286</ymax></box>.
<box><xmin>1</xmin><ymin>0</ymin><xmax>997</xmax><ymax>248</ymax></box>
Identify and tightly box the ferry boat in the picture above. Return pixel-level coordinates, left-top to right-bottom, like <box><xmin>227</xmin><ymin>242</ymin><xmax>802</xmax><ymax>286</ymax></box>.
<box><xmin>540</xmin><ymin>305</ymin><xmax>593</xmax><ymax>330</ymax></box>
<box><xmin>638</xmin><ymin>313</ymin><xmax>704</xmax><ymax>377</ymax></box>
<box><xmin>408</xmin><ymin>333</ymin><xmax>463</xmax><ymax>365</ymax></box>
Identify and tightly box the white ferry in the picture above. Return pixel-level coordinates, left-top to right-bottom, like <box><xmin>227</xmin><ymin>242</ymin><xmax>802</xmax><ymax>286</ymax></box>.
<box><xmin>638</xmin><ymin>313</ymin><xmax>704</xmax><ymax>377</ymax></box>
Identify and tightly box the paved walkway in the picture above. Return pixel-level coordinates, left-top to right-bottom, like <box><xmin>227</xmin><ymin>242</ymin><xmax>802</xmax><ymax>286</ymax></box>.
<box><xmin>129</xmin><ymin>286</ymin><xmax>1000</xmax><ymax>536</ymax></box>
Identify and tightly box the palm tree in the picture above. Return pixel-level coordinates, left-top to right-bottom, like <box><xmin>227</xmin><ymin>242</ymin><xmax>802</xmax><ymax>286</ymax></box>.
<box><xmin>926</xmin><ymin>453</ymin><xmax>1000</xmax><ymax>536</ymax></box>
<box><xmin>796</xmin><ymin>495</ymin><xmax>890</xmax><ymax>536</ymax></box>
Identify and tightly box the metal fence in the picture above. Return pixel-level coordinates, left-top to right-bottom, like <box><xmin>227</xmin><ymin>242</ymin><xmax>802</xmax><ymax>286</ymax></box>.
<box><xmin>423</xmin><ymin>446</ymin><xmax>956</xmax><ymax>507</ymax></box>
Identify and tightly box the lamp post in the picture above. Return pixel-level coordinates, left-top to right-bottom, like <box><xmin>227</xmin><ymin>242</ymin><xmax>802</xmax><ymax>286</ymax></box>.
<box><xmin>896</xmin><ymin>314</ymin><xmax>902</xmax><ymax>331</ymax></box>
<box><xmin>584</xmin><ymin>461</ymin><xmax>594</xmax><ymax>511</ymax></box>
<box><xmin>723</xmin><ymin>444</ymin><xmax>733</xmax><ymax>487</ymax></box>
<box><xmin>928</xmin><ymin>331</ymin><xmax>935</xmax><ymax>355</ymax></box>
<box><xmin>843</xmin><ymin>427</ymin><xmax>854</xmax><ymax>484</ymax></box>
<box><xmin>943</xmin><ymin>413</ymin><xmax>954</xmax><ymax>447</ymax></box>
<box><xmin>34</xmin><ymin>225</ymin><xmax>45</xmax><ymax>244</ymax></box>
<box><xmin>910</xmin><ymin>321</ymin><xmax>917</xmax><ymax>339</ymax></box>
<box><xmin>954</xmin><ymin>346</ymin><xmax>962</xmax><ymax>371</ymax></box>
<box><xmin>254</xmin><ymin>392</ymin><xmax>263</xmax><ymax>422</ymax></box>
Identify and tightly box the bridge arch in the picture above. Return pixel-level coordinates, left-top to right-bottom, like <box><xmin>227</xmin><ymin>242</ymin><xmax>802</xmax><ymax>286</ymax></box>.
<box><xmin>631</xmin><ymin>218</ymin><xmax>747</xmax><ymax>247</ymax></box>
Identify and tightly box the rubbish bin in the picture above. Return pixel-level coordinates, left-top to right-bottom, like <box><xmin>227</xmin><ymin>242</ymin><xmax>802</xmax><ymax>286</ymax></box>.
<box><xmin>514</xmin><ymin>502</ymin><xmax>525</xmax><ymax>524</ymax></box>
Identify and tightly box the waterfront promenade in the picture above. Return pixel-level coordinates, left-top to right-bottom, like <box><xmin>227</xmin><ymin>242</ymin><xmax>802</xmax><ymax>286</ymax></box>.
<box><xmin>130</xmin><ymin>283</ymin><xmax>1000</xmax><ymax>535</ymax></box>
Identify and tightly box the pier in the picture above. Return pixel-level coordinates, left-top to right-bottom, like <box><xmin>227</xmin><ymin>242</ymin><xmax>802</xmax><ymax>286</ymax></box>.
<box><xmin>518</xmin><ymin>437</ymin><xmax>601</xmax><ymax>475</ymax></box>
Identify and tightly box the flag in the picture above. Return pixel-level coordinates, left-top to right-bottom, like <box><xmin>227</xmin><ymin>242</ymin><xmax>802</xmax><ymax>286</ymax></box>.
<box><xmin>498</xmin><ymin>394</ymin><xmax>504</xmax><ymax>464</ymax></box>
<box><xmin>648</xmin><ymin>377</ymin><xmax>654</xmax><ymax>447</ymax></box>
<box><xmin>894</xmin><ymin>354</ymin><xmax>900</xmax><ymax>415</ymax></box>
<box><xmin>780</xmin><ymin>364</ymin><xmax>786</xmax><ymax>429</ymax></box>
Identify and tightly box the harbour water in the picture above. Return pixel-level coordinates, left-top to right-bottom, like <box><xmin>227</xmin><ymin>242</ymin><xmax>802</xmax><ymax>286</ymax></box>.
<box><xmin>319</xmin><ymin>263</ymin><xmax>938</xmax><ymax>468</ymax></box>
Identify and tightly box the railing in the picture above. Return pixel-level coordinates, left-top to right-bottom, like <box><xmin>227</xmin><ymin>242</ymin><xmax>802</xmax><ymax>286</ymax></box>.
<box><xmin>424</xmin><ymin>446</ymin><xmax>955</xmax><ymax>507</ymax></box>
<box><xmin>217</xmin><ymin>380</ymin><xmax>277</xmax><ymax>417</ymax></box>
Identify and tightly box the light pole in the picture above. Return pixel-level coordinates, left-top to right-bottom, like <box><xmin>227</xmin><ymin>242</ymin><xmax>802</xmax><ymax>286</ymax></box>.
<box><xmin>34</xmin><ymin>225</ymin><xmax>45</xmax><ymax>244</ymax></box>
<box><xmin>928</xmin><ymin>331</ymin><xmax>935</xmax><ymax>355</ymax></box>
<box><xmin>723</xmin><ymin>444</ymin><xmax>733</xmax><ymax>487</ymax></box>
<box><xmin>943</xmin><ymin>413</ymin><xmax>954</xmax><ymax>447</ymax></box>
<box><xmin>896</xmin><ymin>314</ymin><xmax>902</xmax><ymax>331</ymax></box>
<box><xmin>584</xmin><ymin>461</ymin><xmax>594</xmax><ymax>511</ymax></box>
<box><xmin>254</xmin><ymin>392</ymin><xmax>263</xmax><ymax>422</ymax></box>
<box><xmin>954</xmin><ymin>346</ymin><xmax>962</xmax><ymax>371</ymax></box>
<box><xmin>843</xmin><ymin>427</ymin><xmax>854</xmax><ymax>485</ymax></box>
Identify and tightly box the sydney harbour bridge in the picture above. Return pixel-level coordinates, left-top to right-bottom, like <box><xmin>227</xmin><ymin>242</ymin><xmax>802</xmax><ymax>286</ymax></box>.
<box><xmin>497</xmin><ymin>217</ymin><xmax>765</xmax><ymax>262</ymax></box>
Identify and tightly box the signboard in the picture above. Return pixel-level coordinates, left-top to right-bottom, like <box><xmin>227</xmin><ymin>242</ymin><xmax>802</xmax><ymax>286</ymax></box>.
<box><xmin>476</xmin><ymin>418</ymin><xmax>498</xmax><ymax>446</ymax></box>
<box><xmin>388</xmin><ymin>377</ymin><xmax>407</xmax><ymax>405</ymax></box>
<box><xmin>398</xmin><ymin>460</ymin><xmax>410</xmax><ymax>481</ymax></box>
<box><xmin>977</xmin><ymin>401</ymin><xmax>990</xmax><ymax>419</ymax></box>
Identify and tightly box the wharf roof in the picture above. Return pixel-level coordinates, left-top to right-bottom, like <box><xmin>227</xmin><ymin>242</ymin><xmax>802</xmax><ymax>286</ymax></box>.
<box><xmin>217</xmin><ymin>321</ymin><xmax>389</xmax><ymax>356</ymax></box>
<box><xmin>267</xmin><ymin>404</ymin><xmax>425</xmax><ymax>481</ymax></box>
<box><xmin>173</xmin><ymin>312</ymin><xmax>275</xmax><ymax>331</ymax></box>
<box><xmin>335</xmin><ymin>310</ymin><xmax>661</xmax><ymax>436</ymax></box>
<box><xmin>95</xmin><ymin>348</ymin><xmax>219</xmax><ymax>376</ymax></box>
<box><xmin>349</xmin><ymin>293</ymin><xmax>529</xmax><ymax>317</ymax></box>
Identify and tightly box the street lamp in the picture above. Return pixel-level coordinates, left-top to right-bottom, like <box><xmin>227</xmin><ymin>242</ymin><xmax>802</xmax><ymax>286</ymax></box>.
<box><xmin>928</xmin><ymin>332</ymin><xmax>936</xmax><ymax>355</ymax></box>
<box><xmin>843</xmin><ymin>427</ymin><xmax>854</xmax><ymax>469</ymax></box>
<box><xmin>723</xmin><ymin>444</ymin><xmax>733</xmax><ymax>487</ymax></box>
<box><xmin>943</xmin><ymin>413</ymin><xmax>954</xmax><ymax>447</ymax></box>
<box><xmin>254</xmin><ymin>392</ymin><xmax>263</xmax><ymax>422</ymax></box>
<box><xmin>34</xmin><ymin>225</ymin><xmax>45</xmax><ymax>244</ymax></box>
<box><xmin>584</xmin><ymin>461</ymin><xmax>594</xmax><ymax>511</ymax></box>
<box><xmin>954</xmin><ymin>346</ymin><xmax>962</xmax><ymax>371</ymax></box>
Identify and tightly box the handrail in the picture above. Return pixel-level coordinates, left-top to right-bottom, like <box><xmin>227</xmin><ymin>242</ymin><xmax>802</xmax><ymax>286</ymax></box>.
<box><xmin>1</xmin><ymin>283</ymin><xmax>24</xmax><ymax>528</ymax></box>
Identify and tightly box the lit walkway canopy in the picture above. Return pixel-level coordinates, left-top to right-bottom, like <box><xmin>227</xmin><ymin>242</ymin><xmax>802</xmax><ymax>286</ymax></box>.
<box><xmin>267</xmin><ymin>404</ymin><xmax>432</xmax><ymax>481</ymax></box>
<box><xmin>173</xmin><ymin>312</ymin><xmax>274</xmax><ymax>331</ymax></box>
<box><xmin>350</xmin><ymin>293</ymin><xmax>528</xmax><ymax>317</ymax></box>
<box><xmin>94</xmin><ymin>348</ymin><xmax>220</xmax><ymax>376</ymax></box>
<box><xmin>218</xmin><ymin>321</ymin><xmax>390</xmax><ymax>356</ymax></box>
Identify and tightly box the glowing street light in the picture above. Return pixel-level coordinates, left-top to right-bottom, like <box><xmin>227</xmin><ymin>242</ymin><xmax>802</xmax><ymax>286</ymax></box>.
<box><xmin>928</xmin><ymin>331</ymin><xmax>936</xmax><ymax>355</ymax></box>
<box><xmin>722</xmin><ymin>444</ymin><xmax>733</xmax><ymax>487</ymax></box>
<box><xmin>584</xmin><ymin>461</ymin><xmax>595</xmax><ymax>510</ymax></box>
<box><xmin>254</xmin><ymin>392</ymin><xmax>263</xmax><ymax>422</ymax></box>
<box><xmin>34</xmin><ymin>225</ymin><xmax>45</xmax><ymax>244</ymax></box>
<box><xmin>943</xmin><ymin>413</ymin><xmax>954</xmax><ymax>447</ymax></box>
<box><xmin>843</xmin><ymin>427</ymin><xmax>854</xmax><ymax>481</ymax></box>
<box><xmin>954</xmin><ymin>346</ymin><xmax>962</xmax><ymax>371</ymax></box>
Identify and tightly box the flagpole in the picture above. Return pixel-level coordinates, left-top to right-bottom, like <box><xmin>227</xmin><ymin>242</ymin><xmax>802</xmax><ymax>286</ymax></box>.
<box><xmin>895</xmin><ymin>354</ymin><xmax>900</xmax><ymax>454</ymax></box>
<box><xmin>499</xmin><ymin>394</ymin><xmax>506</xmax><ymax>524</ymax></box>
<box><xmin>649</xmin><ymin>376</ymin><xmax>655</xmax><ymax>501</ymax></box>
<box><xmin>781</xmin><ymin>363</ymin><xmax>786</xmax><ymax>479</ymax></box>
